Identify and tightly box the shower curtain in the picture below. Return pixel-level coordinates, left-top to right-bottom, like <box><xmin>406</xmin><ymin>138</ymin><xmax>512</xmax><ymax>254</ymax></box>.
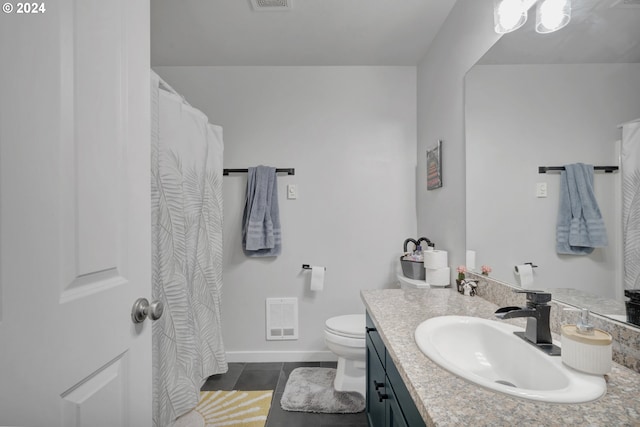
<box><xmin>623</xmin><ymin>119</ymin><xmax>640</xmax><ymax>290</ymax></box>
<box><xmin>151</xmin><ymin>71</ymin><xmax>227</xmax><ymax>427</ymax></box>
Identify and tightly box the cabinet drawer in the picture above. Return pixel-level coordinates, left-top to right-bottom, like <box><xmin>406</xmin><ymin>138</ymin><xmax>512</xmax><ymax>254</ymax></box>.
<box><xmin>366</xmin><ymin>312</ymin><xmax>385</xmax><ymax>367</ymax></box>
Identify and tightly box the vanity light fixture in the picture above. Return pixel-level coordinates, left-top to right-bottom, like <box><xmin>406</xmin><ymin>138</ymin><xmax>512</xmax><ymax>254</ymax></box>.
<box><xmin>493</xmin><ymin>0</ymin><xmax>572</xmax><ymax>34</ymax></box>
<box><xmin>493</xmin><ymin>0</ymin><xmax>528</xmax><ymax>34</ymax></box>
<box><xmin>535</xmin><ymin>0</ymin><xmax>572</xmax><ymax>33</ymax></box>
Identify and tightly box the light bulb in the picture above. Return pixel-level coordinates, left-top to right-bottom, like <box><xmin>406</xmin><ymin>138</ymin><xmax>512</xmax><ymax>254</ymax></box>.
<box><xmin>536</xmin><ymin>0</ymin><xmax>571</xmax><ymax>34</ymax></box>
<box><xmin>494</xmin><ymin>0</ymin><xmax>528</xmax><ymax>34</ymax></box>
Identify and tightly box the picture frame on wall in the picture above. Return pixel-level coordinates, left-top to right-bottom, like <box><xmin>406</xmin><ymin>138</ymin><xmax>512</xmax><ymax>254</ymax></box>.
<box><xmin>426</xmin><ymin>140</ymin><xmax>442</xmax><ymax>190</ymax></box>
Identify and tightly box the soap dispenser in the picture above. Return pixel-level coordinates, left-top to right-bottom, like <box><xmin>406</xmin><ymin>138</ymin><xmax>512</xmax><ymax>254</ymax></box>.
<box><xmin>561</xmin><ymin>309</ymin><xmax>612</xmax><ymax>375</ymax></box>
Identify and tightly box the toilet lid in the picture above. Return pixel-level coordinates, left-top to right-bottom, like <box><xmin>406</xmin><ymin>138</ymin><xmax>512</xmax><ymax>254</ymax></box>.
<box><xmin>325</xmin><ymin>314</ymin><xmax>365</xmax><ymax>339</ymax></box>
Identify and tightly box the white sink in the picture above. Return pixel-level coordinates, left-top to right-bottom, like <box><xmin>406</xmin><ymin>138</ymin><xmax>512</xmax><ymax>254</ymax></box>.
<box><xmin>414</xmin><ymin>315</ymin><xmax>606</xmax><ymax>403</ymax></box>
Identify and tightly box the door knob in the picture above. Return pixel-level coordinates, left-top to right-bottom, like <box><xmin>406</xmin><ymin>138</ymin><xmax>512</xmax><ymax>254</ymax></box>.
<box><xmin>131</xmin><ymin>298</ymin><xmax>164</xmax><ymax>324</ymax></box>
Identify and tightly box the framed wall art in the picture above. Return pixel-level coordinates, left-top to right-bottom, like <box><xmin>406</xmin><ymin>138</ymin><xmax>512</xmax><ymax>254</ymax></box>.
<box><xmin>426</xmin><ymin>140</ymin><xmax>442</xmax><ymax>190</ymax></box>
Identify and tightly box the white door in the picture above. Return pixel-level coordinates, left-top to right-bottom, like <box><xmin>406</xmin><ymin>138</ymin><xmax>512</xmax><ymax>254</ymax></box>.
<box><xmin>0</xmin><ymin>1</ymin><xmax>152</xmax><ymax>426</ymax></box>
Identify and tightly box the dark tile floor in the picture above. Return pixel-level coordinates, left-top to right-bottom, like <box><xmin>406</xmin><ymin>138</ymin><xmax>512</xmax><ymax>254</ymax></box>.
<box><xmin>202</xmin><ymin>362</ymin><xmax>368</xmax><ymax>427</ymax></box>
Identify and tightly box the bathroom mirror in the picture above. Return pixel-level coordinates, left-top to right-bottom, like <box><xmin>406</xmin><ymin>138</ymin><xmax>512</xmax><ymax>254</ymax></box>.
<box><xmin>465</xmin><ymin>0</ymin><xmax>640</xmax><ymax>325</ymax></box>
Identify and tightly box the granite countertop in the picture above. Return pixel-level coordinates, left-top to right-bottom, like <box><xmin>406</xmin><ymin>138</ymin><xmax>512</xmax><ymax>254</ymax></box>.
<box><xmin>361</xmin><ymin>288</ymin><xmax>640</xmax><ymax>427</ymax></box>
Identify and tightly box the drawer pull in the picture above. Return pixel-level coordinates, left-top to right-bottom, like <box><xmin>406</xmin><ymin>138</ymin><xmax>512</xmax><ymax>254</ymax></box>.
<box><xmin>373</xmin><ymin>380</ymin><xmax>385</xmax><ymax>390</ymax></box>
<box><xmin>366</xmin><ymin>326</ymin><xmax>377</xmax><ymax>332</ymax></box>
<box><xmin>377</xmin><ymin>390</ymin><xmax>389</xmax><ymax>402</ymax></box>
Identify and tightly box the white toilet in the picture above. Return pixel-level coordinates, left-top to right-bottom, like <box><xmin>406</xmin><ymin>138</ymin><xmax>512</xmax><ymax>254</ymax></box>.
<box><xmin>324</xmin><ymin>314</ymin><xmax>366</xmax><ymax>397</ymax></box>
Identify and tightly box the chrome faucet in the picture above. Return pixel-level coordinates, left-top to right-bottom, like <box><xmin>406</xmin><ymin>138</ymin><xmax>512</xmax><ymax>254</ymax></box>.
<box><xmin>495</xmin><ymin>290</ymin><xmax>561</xmax><ymax>356</ymax></box>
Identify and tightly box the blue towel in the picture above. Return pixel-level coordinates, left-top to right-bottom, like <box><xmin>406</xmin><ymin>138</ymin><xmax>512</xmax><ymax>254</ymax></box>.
<box><xmin>556</xmin><ymin>163</ymin><xmax>607</xmax><ymax>255</ymax></box>
<box><xmin>242</xmin><ymin>165</ymin><xmax>281</xmax><ymax>257</ymax></box>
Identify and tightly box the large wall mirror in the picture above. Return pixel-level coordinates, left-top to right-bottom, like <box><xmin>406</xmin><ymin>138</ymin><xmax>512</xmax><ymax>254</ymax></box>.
<box><xmin>465</xmin><ymin>0</ymin><xmax>640</xmax><ymax>325</ymax></box>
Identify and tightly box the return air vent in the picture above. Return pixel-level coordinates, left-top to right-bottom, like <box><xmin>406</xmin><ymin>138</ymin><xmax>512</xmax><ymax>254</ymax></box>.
<box><xmin>250</xmin><ymin>0</ymin><xmax>291</xmax><ymax>11</ymax></box>
<box><xmin>266</xmin><ymin>297</ymin><xmax>298</xmax><ymax>340</ymax></box>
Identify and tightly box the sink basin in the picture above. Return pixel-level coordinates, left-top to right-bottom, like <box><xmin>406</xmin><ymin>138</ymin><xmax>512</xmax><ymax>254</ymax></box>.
<box><xmin>414</xmin><ymin>316</ymin><xmax>606</xmax><ymax>403</ymax></box>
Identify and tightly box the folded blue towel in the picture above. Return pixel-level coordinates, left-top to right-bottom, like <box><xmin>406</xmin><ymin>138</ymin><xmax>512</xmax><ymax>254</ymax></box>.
<box><xmin>557</xmin><ymin>166</ymin><xmax>592</xmax><ymax>255</ymax></box>
<box><xmin>556</xmin><ymin>163</ymin><xmax>607</xmax><ymax>255</ymax></box>
<box><xmin>569</xmin><ymin>163</ymin><xmax>608</xmax><ymax>248</ymax></box>
<box><xmin>242</xmin><ymin>165</ymin><xmax>281</xmax><ymax>257</ymax></box>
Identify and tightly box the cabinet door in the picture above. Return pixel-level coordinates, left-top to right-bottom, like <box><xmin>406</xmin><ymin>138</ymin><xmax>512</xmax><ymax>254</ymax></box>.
<box><xmin>386</xmin><ymin>353</ymin><xmax>426</xmax><ymax>427</ymax></box>
<box><xmin>366</xmin><ymin>335</ymin><xmax>387</xmax><ymax>427</ymax></box>
<box><xmin>385</xmin><ymin>390</ymin><xmax>409</xmax><ymax>427</ymax></box>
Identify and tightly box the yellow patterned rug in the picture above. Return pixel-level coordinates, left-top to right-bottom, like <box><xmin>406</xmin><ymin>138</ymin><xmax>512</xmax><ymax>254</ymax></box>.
<box><xmin>174</xmin><ymin>390</ymin><xmax>273</xmax><ymax>427</ymax></box>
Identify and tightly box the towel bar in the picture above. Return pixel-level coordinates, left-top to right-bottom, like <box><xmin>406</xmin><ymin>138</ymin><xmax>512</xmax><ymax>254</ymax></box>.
<box><xmin>538</xmin><ymin>166</ymin><xmax>618</xmax><ymax>174</ymax></box>
<box><xmin>223</xmin><ymin>168</ymin><xmax>295</xmax><ymax>176</ymax></box>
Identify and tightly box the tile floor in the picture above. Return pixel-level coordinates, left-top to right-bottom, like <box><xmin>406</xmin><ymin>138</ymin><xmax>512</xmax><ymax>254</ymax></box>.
<box><xmin>202</xmin><ymin>362</ymin><xmax>368</xmax><ymax>427</ymax></box>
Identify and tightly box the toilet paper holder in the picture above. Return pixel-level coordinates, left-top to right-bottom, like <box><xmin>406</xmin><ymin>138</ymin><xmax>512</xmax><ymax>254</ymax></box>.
<box><xmin>302</xmin><ymin>264</ymin><xmax>326</xmax><ymax>271</ymax></box>
<box><xmin>515</xmin><ymin>262</ymin><xmax>538</xmax><ymax>272</ymax></box>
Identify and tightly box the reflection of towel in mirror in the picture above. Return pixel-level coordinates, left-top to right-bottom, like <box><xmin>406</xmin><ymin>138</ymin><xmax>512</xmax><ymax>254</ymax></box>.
<box><xmin>242</xmin><ymin>165</ymin><xmax>281</xmax><ymax>257</ymax></box>
<box><xmin>556</xmin><ymin>163</ymin><xmax>608</xmax><ymax>255</ymax></box>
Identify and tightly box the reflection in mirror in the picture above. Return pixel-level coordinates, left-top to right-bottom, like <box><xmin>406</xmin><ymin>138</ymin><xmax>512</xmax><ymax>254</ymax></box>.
<box><xmin>464</xmin><ymin>0</ymin><xmax>640</xmax><ymax>326</ymax></box>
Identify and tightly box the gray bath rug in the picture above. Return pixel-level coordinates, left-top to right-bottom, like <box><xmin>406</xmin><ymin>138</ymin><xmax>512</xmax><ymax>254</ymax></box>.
<box><xmin>280</xmin><ymin>367</ymin><xmax>365</xmax><ymax>414</ymax></box>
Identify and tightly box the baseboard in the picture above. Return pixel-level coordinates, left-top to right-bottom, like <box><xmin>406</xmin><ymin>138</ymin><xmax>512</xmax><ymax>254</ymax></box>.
<box><xmin>225</xmin><ymin>350</ymin><xmax>338</xmax><ymax>363</ymax></box>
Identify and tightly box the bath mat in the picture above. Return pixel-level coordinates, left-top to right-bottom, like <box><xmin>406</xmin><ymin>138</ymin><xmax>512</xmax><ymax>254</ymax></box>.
<box><xmin>280</xmin><ymin>367</ymin><xmax>365</xmax><ymax>414</ymax></box>
<box><xmin>174</xmin><ymin>390</ymin><xmax>273</xmax><ymax>427</ymax></box>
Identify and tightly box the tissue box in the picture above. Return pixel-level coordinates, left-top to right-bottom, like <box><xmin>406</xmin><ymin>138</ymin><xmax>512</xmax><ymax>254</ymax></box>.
<box><xmin>400</xmin><ymin>257</ymin><xmax>425</xmax><ymax>280</ymax></box>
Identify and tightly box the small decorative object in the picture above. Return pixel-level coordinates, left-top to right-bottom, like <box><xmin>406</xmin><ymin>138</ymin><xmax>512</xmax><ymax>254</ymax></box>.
<box><xmin>455</xmin><ymin>265</ymin><xmax>467</xmax><ymax>293</ymax></box>
<box><xmin>426</xmin><ymin>140</ymin><xmax>442</xmax><ymax>190</ymax></box>
<box><xmin>481</xmin><ymin>265</ymin><xmax>492</xmax><ymax>276</ymax></box>
<box><xmin>464</xmin><ymin>280</ymin><xmax>478</xmax><ymax>297</ymax></box>
<box><xmin>456</xmin><ymin>278</ymin><xmax>478</xmax><ymax>296</ymax></box>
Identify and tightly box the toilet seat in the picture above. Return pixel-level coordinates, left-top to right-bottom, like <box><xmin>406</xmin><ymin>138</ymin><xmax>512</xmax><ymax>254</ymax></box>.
<box><xmin>325</xmin><ymin>314</ymin><xmax>365</xmax><ymax>339</ymax></box>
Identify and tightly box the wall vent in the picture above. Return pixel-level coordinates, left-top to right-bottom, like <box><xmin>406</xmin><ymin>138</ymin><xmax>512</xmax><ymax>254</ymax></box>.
<box><xmin>250</xmin><ymin>0</ymin><xmax>292</xmax><ymax>11</ymax></box>
<box><xmin>266</xmin><ymin>297</ymin><xmax>298</xmax><ymax>340</ymax></box>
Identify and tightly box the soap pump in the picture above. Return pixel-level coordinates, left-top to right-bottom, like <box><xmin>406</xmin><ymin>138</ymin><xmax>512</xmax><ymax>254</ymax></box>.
<box><xmin>561</xmin><ymin>308</ymin><xmax>612</xmax><ymax>375</ymax></box>
<box><xmin>576</xmin><ymin>308</ymin><xmax>595</xmax><ymax>335</ymax></box>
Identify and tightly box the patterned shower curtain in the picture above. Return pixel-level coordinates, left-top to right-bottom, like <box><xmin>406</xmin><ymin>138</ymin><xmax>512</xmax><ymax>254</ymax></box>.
<box><xmin>623</xmin><ymin>119</ymin><xmax>640</xmax><ymax>290</ymax></box>
<box><xmin>151</xmin><ymin>72</ymin><xmax>227</xmax><ymax>427</ymax></box>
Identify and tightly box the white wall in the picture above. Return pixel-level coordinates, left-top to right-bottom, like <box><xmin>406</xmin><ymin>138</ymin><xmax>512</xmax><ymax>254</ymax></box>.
<box><xmin>153</xmin><ymin>66</ymin><xmax>417</xmax><ymax>361</ymax></box>
<box><xmin>466</xmin><ymin>64</ymin><xmax>640</xmax><ymax>299</ymax></box>
<box><xmin>416</xmin><ymin>0</ymin><xmax>500</xmax><ymax>274</ymax></box>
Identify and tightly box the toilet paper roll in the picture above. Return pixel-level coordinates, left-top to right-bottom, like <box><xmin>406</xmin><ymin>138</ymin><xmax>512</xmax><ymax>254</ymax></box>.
<box><xmin>425</xmin><ymin>266</ymin><xmax>450</xmax><ymax>287</ymax></box>
<box><xmin>515</xmin><ymin>264</ymin><xmax>534</xmax><ymax>289</ymax></box>
<box><xmin>466</xmin><ymin>250</ymin><xmax>476</xmax><ymax>271</ymax></box>
<box><xmin>424</xmin><ymin>250</ymin><xmax>448</xmax><ymax>269</ymax></box>
<box><xmin>310</xmin><ymin>266</ymin><xmax>325</xmax><ymax>291</ymax></box>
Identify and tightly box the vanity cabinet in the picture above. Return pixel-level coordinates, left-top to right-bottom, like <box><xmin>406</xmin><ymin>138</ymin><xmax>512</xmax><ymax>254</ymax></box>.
<box><xmin>366</xmin><ymin>312</ymin><xmax>425</xmax><ymax>427</ymax></box>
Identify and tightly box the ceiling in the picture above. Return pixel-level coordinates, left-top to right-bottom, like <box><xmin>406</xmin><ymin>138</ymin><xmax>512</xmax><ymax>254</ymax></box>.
<box><xmin>150</xmin><ymin>0</ymin><xmax>457</xmax><ymax>66</ymax></box>
<box><xmin>479</xmin><ymin>0</ymin><xmax>640</xmax><ymax>64</ymax></box>
<box><xmin>151</xmin><ymin>0</ymin><xmax>640</xmax><ymax>67</ymax></box>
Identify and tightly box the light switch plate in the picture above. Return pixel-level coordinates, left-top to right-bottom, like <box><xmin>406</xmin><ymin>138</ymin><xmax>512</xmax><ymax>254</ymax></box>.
<box><xmin>287</xmin><ymin>184</ymin><xmax>297</xmax><ymax>200</ymax></box>
<box><xmin>536</xmin><ymin>182</ymin><xmax>548</xmax><ymax>198</ymax></box>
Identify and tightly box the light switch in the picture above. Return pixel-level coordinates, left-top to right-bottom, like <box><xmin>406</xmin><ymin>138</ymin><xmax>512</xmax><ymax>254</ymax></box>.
<box><xmin>536</xmin><ymin>182</ymin><xmax>548</xmax><ymax>198</ymax></box>
<box><xmin>287</xmin><ymin>184</ymin><xmax>297</xmax><ymax>200</ymax></box>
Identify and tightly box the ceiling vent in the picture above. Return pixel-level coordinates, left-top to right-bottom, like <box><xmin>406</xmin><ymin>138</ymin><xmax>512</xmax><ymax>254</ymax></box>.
<box><xmin>250</xmin><ymin>0</ymin><xmax>291</xmax><ymax>11</ymax></box>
